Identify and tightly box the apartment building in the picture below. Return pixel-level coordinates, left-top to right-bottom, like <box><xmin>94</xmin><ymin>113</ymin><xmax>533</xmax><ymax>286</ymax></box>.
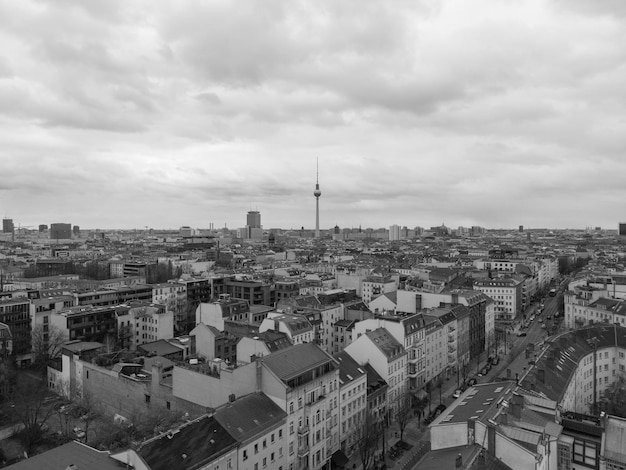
<box><xmin>115</xmin><ymin>301</ymin><xmax>174</xmax><ymax>351</ymax></box>
<box><xmin>345</xmin><ymin>328</ymin><xmax>406</xmax><ymax>419</ymax></box>
<box><xmin>261</xmin><ymin>343</ymin><xmax>341</xmax><ymax>470</ymax></box>
<box><xmin>361</xmin><ymin>276</ymin><xmax>397</xmax><ymax>306</ymax></box>
<box><xmin>473</xmin><ymin>277</ymin><xmax>523</xmax><ymax>322</ymax></box>
<box><xmin>51</xmin><ymin>305</ymin><xmax>117</xmax><ymax>343</ymax></box>
<box><xmin>259</xmin><ymin>312</ymin><xmax>315</xmax><ymax>345</ymax></box>
<box><xmin>352</xmin><ymin>313</ymin><xmax>426</xmax><ymax>391</ymax></box>
<box><xmin>422</xmin><ymin>315</ymin><xmax>447</xmax><ymax>388</ymax></box>
<box><xmin>333</xmin><ymin>351</ymin><xmax>367</xmax><ymax>459</ymax></box>
<box><xmin>214</xmin><ymin>392</ymin><xmax>289</xmax><ymax>470</ymax></box>
<box><xmin>0</xmin><ymin>297</ymin><xmax>31</xmax><ymax>364</ymax></box>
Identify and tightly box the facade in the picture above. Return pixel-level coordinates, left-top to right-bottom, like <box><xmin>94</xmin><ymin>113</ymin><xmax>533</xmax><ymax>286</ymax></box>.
<box><xmin>422</xmin><ymin>315</ymin><xmax>447</xmax><ymax>388</ymax></box>
<box><xmin>361</xmin><ymin>276</ymin><xmax>397</xmax><ymax>306</ymax></box>
<box><xmin>474</xmin><ymin>277</ymin><xmax>523</xmax><ymax>322</ymax></box>
<box><xmin>50</xmin><ymin>222</ymin><xmax>72</xmax><ymax>239</ymax></box>
<box><xmin>196</xmin><ymin>295</ymin><xmax>251</xmax><ymax>331</ymax></box>
<box><xmin>0</xmin><ymin>322</ymin><xmax>12</xmax><ymax>357</ymax></box>
<box><xmin>0</xmin><ymin>298</ymin><xmax>31</xmax><ymax>364</ymax></box>
<box><xmin>51</xmin><ymin>305</ymin><xmax>117</xmax><ymax>343</ymax></box>
<box><xmin>115</xmin><ymin>301</ymin><xmax>174</xmax><ymax>351</ymax></box>
<box><xmin>2</xmin><ymin>218</ymin><xmax>14</xmax><ymax>233</ymax></box>
<box><xmin>261</xmin><ymin>343</ymin><xmax>340</xmax><ymax>470</ymax></box>
<box><xmin>215</xmin><ymin>392</ymin><xmax>288</xmax><ymax>470</ymax></box>
<box><xmin>334</xmin><ymin>351</ymin><xmax>368</xmax><ymax>458</ymax></box>
<box><xmin>351</xmin><ymin>313</ymin><xmax>425</xmax><ymax>391</ymax></box>
<box><xmin>565</xmin><ymin>296</ymin><xmax>626</xmax><ymax>331</ymax></box>
<box><xmin>259</xmin><ymin>312</ymin><xmax>315</xmax><ymax>345</ymax></box>
<box><xmin>224</xmin><ymin>278</ymin><xmax>271</xmax><ymax>306</ymax></box>
<box><xmin>345</xmin><ymin>328</ymin><xmax>406</xmax><ymax>419</ymax></box>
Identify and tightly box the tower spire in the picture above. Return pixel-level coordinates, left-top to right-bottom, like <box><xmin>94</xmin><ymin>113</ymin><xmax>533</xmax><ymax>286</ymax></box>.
<box><xmin>313</xmin><ymin>158</ymin><xmax>322</xmax><ymax>238</ymax></box>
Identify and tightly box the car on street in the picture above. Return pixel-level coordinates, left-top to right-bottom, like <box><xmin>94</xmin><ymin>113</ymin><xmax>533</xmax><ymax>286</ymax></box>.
<box><xmin>517</xmin><ymin>332</ymin><xmax>527</xmax><ymax>337</ymax></box>
<box><xmin>73</xmin><ymin>427</ymin><xmax>85</xmax><ymax>439</ymax></box>
<box><xmin>453</xmin><ymin>389</ymin><xmax>462</xmax><ymax>399</ymax></box>
<box><xmin>491</xmin><ymin>357</ymin><xmax>499</xmax><ymax>366</ymax></box>
<box><xmin>466</xmin><ymin>377</ymin><xmax>478</xmax><ymax>387</ymax></box>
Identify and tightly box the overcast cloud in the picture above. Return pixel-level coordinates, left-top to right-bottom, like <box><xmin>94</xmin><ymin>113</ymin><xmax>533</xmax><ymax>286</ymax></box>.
<box><xmin>1</xmin><ymin>0</ymin><xmax>625</xmax><ymax>231</ymax></box>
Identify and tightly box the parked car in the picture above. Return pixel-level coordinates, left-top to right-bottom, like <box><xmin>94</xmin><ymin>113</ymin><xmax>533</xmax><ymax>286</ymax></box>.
<box><xmin>73</xmin><ymin>427</ymin><xmax>85</xmax><ymax>439</ymax></box>
<box><xmin>541</xmin><ymin>323</ymin><xmax>546</xmax><ymax>329</ymax></box>
<box><xmin>453</xmin><ymin>389</ymin><xmax>462</xmax><ymax>399</ymax></box>
<box><xmin>466</xmin><ymin>377</ymin><xmax>478</xmax><ymax>387</ymax></box>
<box><xmin>491</xmin><ymin>356</ymin><xmax>499</xmax><ymax>365</ymax></box>
<box><xmin>517</xmin><ymin>332</ymin><xmax>527</xmax><ymax>337</ymax></box>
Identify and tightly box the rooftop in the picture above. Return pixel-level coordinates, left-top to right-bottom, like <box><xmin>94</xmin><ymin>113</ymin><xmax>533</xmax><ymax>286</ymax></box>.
<box><xmin>137</xmin><ymin>415</ymin><xmax>237</xmax><ymax>470</ymax></box>
<box><xmin>214</xmin><ymin>392</ymin><xmax>286</xmax><ymax>442</ymax></box>
<box><xmin>263</xmin><ymin>342</ymin><xmax>335</xmax><ymax>382</ymax></box>
<box><xmin>432</xmin><ymin>381</ymin><xmax>516</xmax><ymax>426</ymax></box>
<box><xmin>5</xmin><ymin>441</ymin><xmax>123</xmax><ymax>470</ymax></box>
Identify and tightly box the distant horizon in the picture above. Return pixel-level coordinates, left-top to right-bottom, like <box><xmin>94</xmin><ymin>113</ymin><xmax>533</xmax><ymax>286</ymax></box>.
<box><xmin>4</xmin><ymin>223</ymin><xmax>620</xmax><ymax>234</ymax></box>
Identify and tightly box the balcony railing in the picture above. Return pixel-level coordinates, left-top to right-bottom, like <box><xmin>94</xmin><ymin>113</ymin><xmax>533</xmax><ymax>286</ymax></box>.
<box><xmin>298</xmin><ymin>425</ymin><xmax>309</xmax><ymax>436</ymax></box>
<box><xmin>297</xmin><ymin>445</ymin><xmax>310</xmax><ymax>458</ymax></box>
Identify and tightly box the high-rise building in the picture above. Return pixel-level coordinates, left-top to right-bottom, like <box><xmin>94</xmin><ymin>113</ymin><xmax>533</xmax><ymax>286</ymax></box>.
<box><xmin>2</xmin><ymin>219</ymin><xmax>14</xmax><ymax>234</ymax></box>
<box><xmin>389</xmin><ymin>224</ymin><xmax>400</xmax><ymax>241</ymax></box>
<box><xmin>314</xmin><ymin>159</ymin><xmax>321</xmax><ymax>238</ymax></box>
<box><xmin>50</xmin><ymin>223</ymin><xmax>72</xmax><ymax>239</ymax></box>
<box><xmin>72</xmin><ymin>225</ymin><xmax>80</xmax><ymax>237</ymax></box>
<box><xmin>246</xmin><ymin>211</ymin><xmax>261</xmax><ymax>228</ymax></box>
<box><xmin>38</xmin><ymin>224</ymin><xmax>48</xmax><ymax>232</ymax></box>
<box><xmin>619</xmin><ymin>223</ymin><xmax>626</xmax><ymax>237</ymax></box>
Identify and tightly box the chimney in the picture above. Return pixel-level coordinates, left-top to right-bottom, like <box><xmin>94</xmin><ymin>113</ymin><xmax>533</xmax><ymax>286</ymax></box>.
<box><xmin>510</xmin><ymin>393</ymin><xmax>523</xmax><ymax>419</ymax></box>
<box><xmin>455</xmin><ymin>453</ymin><xmax>463</xmax><ymax>469</ymax></box>
<box><xmin>255</xmin><ymin>356</ymin><xmax>262</xmax><ymax>392</ymax></box>
<box><xmin>151</xmin><ymin>361</ymin><xmax>163</xmax><ymax>391</ymax></box>
<box><xmin>537</xmin><ymin>368</ymin><xmax>545</xmax><ymax>384</ymax></box>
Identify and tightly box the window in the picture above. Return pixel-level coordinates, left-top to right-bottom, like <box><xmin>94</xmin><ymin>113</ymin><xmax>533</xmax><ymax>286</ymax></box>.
<box><xmin>254</xmin><ymin>444</ymin><xmax>258</xmax><ymax>454</ymax></box>
<box><xmin>145</xmin><ymin>394</ymin><xmax>151</xmax><ymax>404</ymax></box>
<box><xmin>263</xmin><ymin>457</ymin><xmax>267</xmax><ymax>468</ymax></box>
<box><xmin>271</xmin><ymin>433</ymin><xmax>275</xmax><ymax>443</ymax></box>
<box><xmin>166</xmin><ymin>401</ymin><xmax>170</xmax><ymax>410</ymax></box>
<box><xmin>86</xmin><ymin>370</ymin><xmax>89</xmax><ymax>379</ymax></box>
<box><xmin>279</xmin><ymin>429</ymin><xmax>283</xmax><ymax>439</ymax></box>
<box><xmin>243</xmin><ymin>450</ymin><xmax>248</xmax><ymax>461</ymax></box>
<box><xmin>263</xmin><ymin>439</ymin><xmax>267</xmax><ymax>449</ymax></box>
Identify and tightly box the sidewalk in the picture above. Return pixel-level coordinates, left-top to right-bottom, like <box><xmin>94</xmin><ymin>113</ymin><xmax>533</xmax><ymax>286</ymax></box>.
<box><xmin>343</xmin><ymin>416</ymin><xmax>430</xmax><ymax>470</ymax></box>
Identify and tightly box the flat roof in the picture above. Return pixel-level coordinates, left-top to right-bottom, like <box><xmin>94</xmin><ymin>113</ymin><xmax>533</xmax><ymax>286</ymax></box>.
<box><xmin>431</xmin><ymin>381</ymin><xmax>516</xmax><ymax>426</ymax></box>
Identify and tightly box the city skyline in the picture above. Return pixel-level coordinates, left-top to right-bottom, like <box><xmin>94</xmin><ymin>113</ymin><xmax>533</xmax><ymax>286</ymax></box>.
<box><xmin>1</xmin><ymin>1</ymin><xmax>626</xmax><ymax>230</ymax></box>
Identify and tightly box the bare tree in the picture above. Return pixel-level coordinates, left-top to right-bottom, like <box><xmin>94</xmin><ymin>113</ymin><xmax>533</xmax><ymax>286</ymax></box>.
<box><xmin>357</xmin><ymin>412</ymin><xmax>381</xmax><ymax>470</ymax></box>
<box><xmin>31</xmin><ymin>324</ymin><xmax>67</xmax><ymax>373</ymax></box>
<box><xmin>436</xmin><ymin>377</ymin><xmax>444</xmax><ymax>404</ymax></box>
<box><xmin>73</xmin><ymin>386</ymin><xmax>103</xmax><ymax>445</ymax></box>
<box><xmin>9</xmin><ymin>375</ymin><xmax>55</xmax><ymax>453</ymax></box>
<box><xmin>394</xmin><ymin>391</ymin><xmax>412</xmax><ymax>442</ymax></box>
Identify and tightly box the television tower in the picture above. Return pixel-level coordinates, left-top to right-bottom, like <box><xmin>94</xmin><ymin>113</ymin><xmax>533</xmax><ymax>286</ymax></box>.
<box><xmin>314</xmin><ymin>158</ymin><xmax>321</xmax><ymax>238</ymax></box>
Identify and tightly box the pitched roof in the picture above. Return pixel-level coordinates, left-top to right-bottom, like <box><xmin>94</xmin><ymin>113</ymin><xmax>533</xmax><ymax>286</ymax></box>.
<box><xmin>138</xmin><ymin>339</ymin><xmax>182</xmax><ymax>357</ymax></box>
<box><xmin>137</xmin><ymin>415</ymin><xmax>236</xmax><ymax>470</ymax></box>
<box><xmin>334</xmin><ymin>351</ymin><xmax>367</xmax><ymax>386</ymax></box>
<box><xmin>365</xmin><ymin>328</ymin><xmax>406</xmax><ymax>361</ymax></box>
<box><xmin>5</xmin><ymin>441</ymin><xmax>123</xmax><ymax>470</ymax></box>
<box><xmin>263</xmin><ymin>342</ymin><xmax>335</xmax><ymax>382</ymax></box>
<box><xmin>214</xmin><ymin>392</ymin><xmax>286</xmax><ymax>442</ymax></box>
<box><xmin>527</xmin><ymin>324</ymin><xmax>626</xmax><ymax>401</ymax></box>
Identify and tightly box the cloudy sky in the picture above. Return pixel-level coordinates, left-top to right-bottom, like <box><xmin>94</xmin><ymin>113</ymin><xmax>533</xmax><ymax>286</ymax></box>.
<box><xmin>1</xmin><ymin>0</ymin><xmax>625</xmax><ymax>231</ymax></box>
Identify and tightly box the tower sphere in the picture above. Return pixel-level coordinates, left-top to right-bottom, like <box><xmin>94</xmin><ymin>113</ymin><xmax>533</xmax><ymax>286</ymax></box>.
<box><xmin>314</xmin><ymin>188</ymin><xmax>322</xmax><ymax>197</ymax></box>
